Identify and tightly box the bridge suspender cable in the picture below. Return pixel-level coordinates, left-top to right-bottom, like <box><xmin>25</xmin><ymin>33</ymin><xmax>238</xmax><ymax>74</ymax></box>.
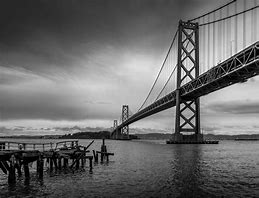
<box><xmin>199</xmin><ymin>5</ymin><xmax>259</xmax><ymax>26</ymax></box>
<box><xmin>137</xmin><ymin>0</ymin><xmax>259</xmax><ymax>112</ymax></box>
<box><xmin>188</xmin><ymin>0</ymin><xmax>236</xmax><ymax>22</ymax></box>
<box><xmin>137</xmin><ymin>30</ymin><xmax>178</xmax><ymax>112</ymax></box>
<box><xmin>155</xmin><ymin>63</ymin><xmax>177</xmax><ymax>101</ymax></box>
<box><xmin>154</xmin><ymin>38</ymin><xmax>192</xmax><ymax>101</ymax></box>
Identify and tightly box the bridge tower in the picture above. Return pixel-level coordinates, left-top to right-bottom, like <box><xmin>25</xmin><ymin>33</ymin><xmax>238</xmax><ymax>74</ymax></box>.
<box><xmin>113</xmin><ymin>120</ymin><xmax>118</xmax><ymax>139</ymax></box>
<box><xmin>174</xmin><ymin>20</ymin><xmax>203</xmax><ymax>142</ymax></box>
<box><xmin>121</xmin><ymin>105</ymin><xmax>129</xmax><ymax>139</ymax></box>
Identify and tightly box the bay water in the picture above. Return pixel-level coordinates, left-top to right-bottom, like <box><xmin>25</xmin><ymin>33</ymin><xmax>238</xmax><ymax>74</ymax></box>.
<box><xmin>0</xmin><ymin>139</ymin><xmax>258</xmax><ymax>197</ymax></box>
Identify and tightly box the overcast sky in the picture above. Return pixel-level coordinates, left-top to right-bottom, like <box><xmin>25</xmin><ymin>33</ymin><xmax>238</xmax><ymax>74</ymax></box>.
<box><xmin>0</xmin><ymin>0</ymin><xmax>259</xmax><ymax>135</ymax></box>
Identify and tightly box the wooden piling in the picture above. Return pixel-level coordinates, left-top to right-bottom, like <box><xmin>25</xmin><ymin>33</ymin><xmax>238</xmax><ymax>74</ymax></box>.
<box><xmin>37</xmin><ymin>158</ymin><xmax>40</xmax><ymax>173</ymax></box>
<box><xmin>92</xmin><ymin>150</ymin><xmax>96</xmax><ymax>161</ymax></box>
<box><xmin>23</xmin><ymin>162</ymin><xmax>30</xmax><ymax>179</ymax></box>
<box><xmin>1</xmin><ymin>140</ymin><xmax>100</xmax><ymax>183</ymax></box>
<box><xmin>89</xmin><ymin>156</ymin><xmax>93</xmax><ymax>171</ymax></box>
<box><xmin>81</xmin><ymin>158</ymin><xmax>84</xmax><ymax>167</ymax></box>
<box><xmin>58</xmin><ymin>158</ymin><xmax>62</xmax><ymax>170</ymax></box>
<box><xmin>8</xmin><ymin>155</ymin><xmax>16</xmax><ymax>184</ymax></box>
<box><xmin>101</xmin><ymin>139</ymin><xmax>107</xmax><ymax>162</ymax></box>
<box><xmin>38</xmin><ymin>155</ymin><xmax>44</xmax><ymax>179</ymax></box>
<box><xmin>93</xmin><ymin>150</ymin><xmax>99</xmax><ymax>162</ymax></box>
<box><xmin>49</xmin><ymin>158</ymin><xmax>53</xmax><ymax>172</ymax></box>
<box><xmin>100</xmin><ymin>152</ymin><xmax>104</xmax><ymax>162</ymax></box>
<box><xmin>53</xmin><ymin>158</ymin><xmax>58</xmax><ymax>171</ymax></box>
<box><xmin>63</xmin><ymin>158</ymin><xmax>68</xmax><ymax>168</ymax></box>
<box><xmin>15</xmin><ymin>162</ymin><xmax>22</xmax><ymax>177</ymax></box>
<box><xmin>76</xmin><ymin>157</ymin><xmax>80</xmax><ymax>169</ymax></box>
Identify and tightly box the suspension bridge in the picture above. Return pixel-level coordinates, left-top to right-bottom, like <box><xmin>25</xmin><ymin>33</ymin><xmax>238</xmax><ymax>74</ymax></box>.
<box><xmin>111</xmin><ymin>0</ymin><xmax>259</xmax><ymax>142</ymax></box>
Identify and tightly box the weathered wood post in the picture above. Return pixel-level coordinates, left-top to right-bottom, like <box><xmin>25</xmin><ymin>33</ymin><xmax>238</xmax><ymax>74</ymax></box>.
<box><xmin>49</xmin><ymin>158</ymin><xmax>53</xmax><ymax>172</ymax></box>
<box><xmin>76</xmin><ymin>156</ymin><xmax>80</xmax><ymax>169</ymax></box>
<box><xmin>23</xmin><ymin>161</ymin><xmax>30</xmax><ymax>179</ymax></box>
<box><xmin>63</xmin><ymin>158</ymin><xmax>68</xmax><ymax>168</ymax></box>
<box><xmin>101</xmin><ymin>139</ymin><xmax>107</xmax><ymax>162</ymax></box>
<box><xmin>93</xmin><ymin>150</ymin><xmax>98</xmax><ymax>162</ymax></box>
<box><xmin>37</xmin><ymin>158</ymin><xmax>40</xmax><ymax>173</ymax></box>
<box><xmin>81</xmin><ymin>156</ymin><xmax>84</xmax><ymax>168</ymax></box>
<box><xmin>15</xmin><ymin>160</ymin><xmax>22</xmax><ymax>177</ymax></box>
<box><xmin>58</xmin><ymin>158</ymin><xmax>62</xmax><ymax>170</ymax></box>
<box><xmin>53</xmin><ymin>158</ymin><xmax>58</xmax><ymax>171</ymax></box>
<box><xmin>81</xmin><ymin>147</ymin><xmax>86</xmax><ymax>167</ymax></box>
<box><xmin>100</xmin><ymin>152</ymin><xmax>104</xmax><ymax>162</ymax></box>
<box><xmin>8</xmin><ymin>155</ymin><xmax>16</xmax><ymax>184</ymax></box>
<box><xmin>38</xmin><ymin>154</ymin><xmax>44</xmax><ymax>179</ymax></box>
<box><xmin>89</xmin><ymin>156</ymin><xmax>93</xmax><ymax>172</ymax></box>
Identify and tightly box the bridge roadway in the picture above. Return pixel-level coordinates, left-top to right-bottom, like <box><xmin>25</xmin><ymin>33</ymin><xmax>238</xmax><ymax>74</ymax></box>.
<box><xmin>112</xmin><ymin>41</ymin><xmax>259</xmax><ymax>135</ymax></box>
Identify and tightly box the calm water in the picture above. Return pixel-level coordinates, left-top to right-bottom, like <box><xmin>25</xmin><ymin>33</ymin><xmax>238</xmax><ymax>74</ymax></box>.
<box><xmin>0</xmin><ymin>139</ymin><xmax>258</xmax><ymax>198</ymax></box>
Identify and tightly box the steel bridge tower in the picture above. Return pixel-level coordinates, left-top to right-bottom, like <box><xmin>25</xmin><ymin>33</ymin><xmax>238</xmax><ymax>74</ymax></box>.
<box><xmin>113</xmin><ymin>120</ymin><xmax>118</xmax><ymax>139</ymax></box>
<box><xmin>173</xmin><ymin>20</ymin><xmax>203</xmax><ymax>142</ymax></box>
<box><xmin>121</xmin><ymin>105</ymin><xmax>129</xmax><ymax>139</ymax></box>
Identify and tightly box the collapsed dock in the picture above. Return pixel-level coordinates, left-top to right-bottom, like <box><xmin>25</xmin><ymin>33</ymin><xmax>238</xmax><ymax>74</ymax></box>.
<box><xmin>0</xmin><ymin>139</ymin><xmax>114</xmax><ymax>184</ymax></box>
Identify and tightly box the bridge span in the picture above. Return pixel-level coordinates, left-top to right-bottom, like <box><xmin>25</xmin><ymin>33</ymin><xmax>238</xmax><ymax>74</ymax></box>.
<box><xmin>111</xmin><ymin>0</ymin><xmax>259</xmax><ymax>142</ymax></box>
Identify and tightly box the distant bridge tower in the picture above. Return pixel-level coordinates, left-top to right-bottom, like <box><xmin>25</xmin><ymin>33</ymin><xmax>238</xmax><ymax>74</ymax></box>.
<box><xmin>174</xmin><ymin>20</ymin><xmax>203</xmax><ymax>142</ymax></box>
<box><xmin>121</xmin><ymin>105</ymin><xmax>129</xmax><ymax>139</ymax></box>
<box><xmin>113</xmin><ymin>120</ymin><xmax>118</xmax><ymax>139</ymax></box>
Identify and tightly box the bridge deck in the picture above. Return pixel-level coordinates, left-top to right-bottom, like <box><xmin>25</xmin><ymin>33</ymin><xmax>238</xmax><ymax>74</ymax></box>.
<box><xmin>112</xmin><ymin>41</ymin><xmax>259</xmax><ymax>135</ymax></box>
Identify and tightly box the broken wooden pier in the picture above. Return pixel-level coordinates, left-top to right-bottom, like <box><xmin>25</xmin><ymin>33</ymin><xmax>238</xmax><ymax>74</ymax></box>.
<box><xmin>0</xmin><ymin>140</ymin><xmax>97</xmax><ymax>184</ymax></box>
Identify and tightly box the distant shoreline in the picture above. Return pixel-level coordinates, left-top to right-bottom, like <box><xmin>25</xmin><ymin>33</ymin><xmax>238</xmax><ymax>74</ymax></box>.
<box><xmin>0</xmin><ymin>132</ymin><xmax>259</xmax><ymax>140</ymax></box>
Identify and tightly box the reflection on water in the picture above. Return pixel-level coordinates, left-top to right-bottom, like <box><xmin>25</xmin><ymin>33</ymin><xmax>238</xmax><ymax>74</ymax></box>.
<box><xmin>0</xmin><ymin>139</ymin><xmax>258</xmax><ymax>197</ymax></box>
<box><xmin>169</xmin><ymin>145</ymin><xmax>203</xmax><ymax>197</ymax></box>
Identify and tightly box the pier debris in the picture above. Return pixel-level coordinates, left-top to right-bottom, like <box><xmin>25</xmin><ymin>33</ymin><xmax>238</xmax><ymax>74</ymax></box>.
<box><xmin>0</xmin><ymin>140</ymin><xmax>96</xmax><ymax>184</ymax></box>
<box><xmin>93</xmin><ymin>139</ymin><xmax>114</xmax><ymax>163</ymax></box>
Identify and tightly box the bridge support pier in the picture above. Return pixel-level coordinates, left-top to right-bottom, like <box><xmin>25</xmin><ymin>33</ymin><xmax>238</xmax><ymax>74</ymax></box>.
<box><xmin>120</xmin><ymin>105</ymin><xmax>130</xmax><ymax>139</ymax></box>
<box><xmin>111</xmin><ymin>105</ymin><xmax>131</xmax><ymax>140</ymax></box>
<box><xmin>171</xmin><ymin>20</ymin><xmax>203</xmax><ymax>143</ymax></box>
<box><xmin>113</xmin><ymin>120</ymin><xmax>118</xmax><ymax>139</ymax></box>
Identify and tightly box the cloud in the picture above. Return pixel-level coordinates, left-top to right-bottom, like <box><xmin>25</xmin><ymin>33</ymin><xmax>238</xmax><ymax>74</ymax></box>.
<box><xmin>208</xmin><ymin>100</ymin><xmax>259</xmax><ymax>114</ymax></box>
<box><xmin>1</xmin><ymin>0</ymin><xmax>259</xmax><ymax>136</ymax></box>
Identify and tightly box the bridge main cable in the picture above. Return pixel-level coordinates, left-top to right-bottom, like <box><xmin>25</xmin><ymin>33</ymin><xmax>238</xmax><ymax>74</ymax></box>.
<box><xmin>138</xmin><ymin>30</ymin><xmax>178</xmax><ymax>112</ymax></box>
<box><xmin>199</xmin><ymin>4</ymin><xmax>259</xmax><ymax>26</ymax></box>
<box><xmin>188</xmin><ymin>0</ymin><xmax>237</xmax><ymax>22</ymax></box>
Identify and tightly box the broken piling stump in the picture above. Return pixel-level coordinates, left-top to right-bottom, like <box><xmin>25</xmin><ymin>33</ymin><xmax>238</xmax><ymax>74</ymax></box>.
<box><xmin>94</xmin><ymin>139</ymin><xmax>114</xmax><ymax>163</ymax></box>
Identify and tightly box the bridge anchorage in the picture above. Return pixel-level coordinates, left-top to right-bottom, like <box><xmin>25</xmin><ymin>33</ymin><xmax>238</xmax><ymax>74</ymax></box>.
<box><xmin>111</xmin><ymin>0</ymin><xmax>259</xmax><ymax>143</ymax></box>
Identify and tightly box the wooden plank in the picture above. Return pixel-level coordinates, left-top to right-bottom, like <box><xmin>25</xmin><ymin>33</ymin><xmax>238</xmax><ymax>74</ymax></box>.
<box><xmin>0</xmin><ymin>161</ymin><xmax>7</xmax><ymax>174</ymax></box>
<box><xmin>2</xmin><ymin>161</ymin><xmax>10</xmax><ymax>171</ymax></box>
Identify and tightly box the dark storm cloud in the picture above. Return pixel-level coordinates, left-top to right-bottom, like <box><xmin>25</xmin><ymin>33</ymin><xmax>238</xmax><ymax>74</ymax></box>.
<box><xmin>0</xmin><ymin>0</ymin><xmax>183</xmax><ymax>122</ymax></box>
<box><xmin>209</xmin><ymin>100</ymin><xmax>259</xmax><ymax>114</ymax></box>
<box><xmin>0</xmin><ymin>0</ymin><xmax>231</xmax><ymax>125</ymax></box>
<box><xmin>0</xmin><ymin>0</ymin><xmax>181</xmax><ymax>77</ymax></box>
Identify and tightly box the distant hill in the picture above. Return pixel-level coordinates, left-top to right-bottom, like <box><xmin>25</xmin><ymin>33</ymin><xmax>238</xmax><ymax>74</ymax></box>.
<box><xmin>135</xmin><ymin>133</ymin><xmax>172</xmax><ymax>140</ymax></box>
<box><xmin>59</xmin><ymin>131</ymin><xmax>111</xmax><ymax>139</ymax></box>
<box><xmin>1</xmin><ymin>131</ymin><xmax>259</xmax><ymax>140</ymax></box>
<box><xmin>204</xmin><ymin>133</ymin><xmax>259</xmax><ymax>140</ymax></box>
<box><xmin>132</xmin><ymin>133</ymin><xmax>259</xmax><ymax>140</ymax></box>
